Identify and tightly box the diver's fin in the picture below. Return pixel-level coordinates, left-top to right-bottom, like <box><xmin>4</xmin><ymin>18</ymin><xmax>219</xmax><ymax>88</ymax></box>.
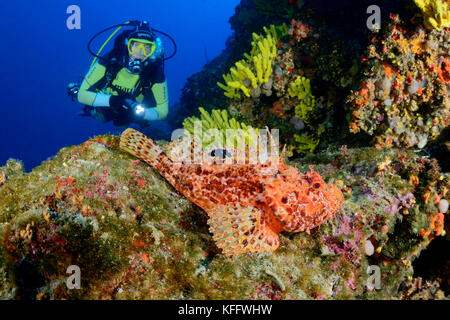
<box><xmin>120</xmin><ymin>128</ymin><xmax>162</xmax><ymax>166</ymax></box>
<box><xmin>207</xmin><ymin>203</ymin><xmax>279</xmax><ymax>256</ymax></box>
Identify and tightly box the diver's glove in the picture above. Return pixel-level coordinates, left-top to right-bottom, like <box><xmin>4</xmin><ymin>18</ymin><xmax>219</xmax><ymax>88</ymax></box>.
<box><xmin>109</xmin><ymin>96</ymin><xmax>158</xmax><ymax>123</ymax></box>
<box><xmin>109</xmin><ymin>96</ymin><xmax>136</xmax><ymax>126</ymax></box>
<box><xmin>109</xmin><ymin>96</ymin><xmax>134</xmax><ymax>113</ymax></box>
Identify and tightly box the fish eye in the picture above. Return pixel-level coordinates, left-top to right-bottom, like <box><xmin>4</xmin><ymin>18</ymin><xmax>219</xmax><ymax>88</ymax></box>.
<box><xmin>313</xmin><ymin>182</ymin><xmax>321</xmax><ymax>189</ymax></box>
<box><xmin>210</xmin><ymin>148</ymin><xmax>232</xmax><ymax>159</ymax></box>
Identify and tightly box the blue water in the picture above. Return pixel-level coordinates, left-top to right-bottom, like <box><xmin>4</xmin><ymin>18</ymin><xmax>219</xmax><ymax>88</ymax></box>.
<box><xmin>0</xmin><ymin>0</ymin><xmax>240</xmax><ymax>171</ymax></box>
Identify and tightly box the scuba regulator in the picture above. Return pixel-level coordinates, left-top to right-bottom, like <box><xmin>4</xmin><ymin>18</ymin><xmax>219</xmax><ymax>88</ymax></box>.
<box><xmin>127</xmin><ymin>60</ymin><xmax>141</xmax><ymax>74</ymax></box>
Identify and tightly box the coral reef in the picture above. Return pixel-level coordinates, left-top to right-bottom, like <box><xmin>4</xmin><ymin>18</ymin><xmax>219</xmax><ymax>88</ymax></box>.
<box><xmin>224</xmin><ymin>19</ymin><xmax>361</xmax><ymax>157</ymax></box>
<box><xmin>0</xmin><ymin>136</ymin><xmax>448</xmax><ymax>299</ymax></box>
<box><xmin>1</xmin><ymin>0</ymin><xmax>449</xmax><ymax>301</ymax></box>
<box><xmin>348</xmin><ymin>14</ymin><xmax>449</xmax><ymax>149</ymax></box>
<box><xmin>177</xmin><ymin>1</ymin><xmax>415</xmax><ymax>151</ymax></box>
<box><xmin>176</xmin><ymin>0</ymin><xmax>305</xmax><ymax>126</ymax></box>
<box><xmin>176</xmin><ymin>0</ymin><xmax>377</xmax><ymax>131</ymax></box>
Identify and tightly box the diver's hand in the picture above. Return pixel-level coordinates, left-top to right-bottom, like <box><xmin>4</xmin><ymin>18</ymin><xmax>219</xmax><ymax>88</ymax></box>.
<box><xmin>113</xmin><ymin>98</ymin><xmax>147</xmax><ymax>122</ymax></box>
<box><xmin>109</xmin><ymin>96</ymin><xmax>135</xmax><ymax>112</ymax></box>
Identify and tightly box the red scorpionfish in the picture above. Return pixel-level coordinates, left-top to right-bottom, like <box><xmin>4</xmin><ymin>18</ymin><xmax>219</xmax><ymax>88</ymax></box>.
<box><xmin>120</xmin><ymin>128</ymin><xmax>343</xmax><ymax>256</ymax></box>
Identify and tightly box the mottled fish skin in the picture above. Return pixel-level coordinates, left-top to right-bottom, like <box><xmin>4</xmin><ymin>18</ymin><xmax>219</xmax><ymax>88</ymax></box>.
<box><xmin>120</xmin><ymin>128</ymin><xmax>344</xmax><ymax>256</ymax></box>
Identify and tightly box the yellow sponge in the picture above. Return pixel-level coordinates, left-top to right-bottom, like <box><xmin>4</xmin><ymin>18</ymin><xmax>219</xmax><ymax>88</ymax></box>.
<box><xmin>414</xmin><ymin>0</ymin><xmax>450</xmax><ymax>30</ymax></box>
<box><xmin>217</xmin><ymin>23</ymin><xmax>288</xmax><ymax>99</ymax></box>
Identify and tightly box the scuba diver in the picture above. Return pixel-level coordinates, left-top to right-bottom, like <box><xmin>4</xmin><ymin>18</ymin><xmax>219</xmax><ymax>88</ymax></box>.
<box><xmin>68</xmin><ymin>20</ymin><xmax>176</xmax><ymax>129</ymax></box>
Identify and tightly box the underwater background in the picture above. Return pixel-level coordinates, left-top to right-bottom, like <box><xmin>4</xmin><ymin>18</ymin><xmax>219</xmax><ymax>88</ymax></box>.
<box><xmin>0</xmin><ymin>0</ymin><xmax>448</xmax><ymax>300</ymax></box>
<box><xmin>0</xmin><ymin>0</ymin><xmax>240</xmax><ymax>171</ymax></box>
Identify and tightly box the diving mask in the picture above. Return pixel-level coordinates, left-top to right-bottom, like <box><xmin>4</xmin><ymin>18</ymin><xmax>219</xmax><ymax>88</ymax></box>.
<box><xmin>127</xmin><ymin>38</ymin><xmax>156</xmax><ymax>58</ymax></box>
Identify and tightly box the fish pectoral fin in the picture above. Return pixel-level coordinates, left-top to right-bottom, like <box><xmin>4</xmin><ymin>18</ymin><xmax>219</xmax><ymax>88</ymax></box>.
<box><xmin>120</xmin><ymin>128</ymin><xmax>162</xmax><ymax>165</ymax></box>
<box><xmin>207</xmin><ymin>203</ymin><xmax>279</xmax><ymax>256</ymax></box>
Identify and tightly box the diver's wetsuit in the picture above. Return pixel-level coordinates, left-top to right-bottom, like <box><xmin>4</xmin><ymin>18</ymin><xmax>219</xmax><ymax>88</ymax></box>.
<box><xmin>77</xmin><ymin>59</ymin><xmax>169</xmax><ymax>127</ymax></box>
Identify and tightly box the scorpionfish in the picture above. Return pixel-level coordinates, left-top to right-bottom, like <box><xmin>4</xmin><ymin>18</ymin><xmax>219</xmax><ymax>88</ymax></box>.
<box><xmin>120</xmin><ymin>128</ymin><xmax>343</xmax><ymax>256</ymax></box>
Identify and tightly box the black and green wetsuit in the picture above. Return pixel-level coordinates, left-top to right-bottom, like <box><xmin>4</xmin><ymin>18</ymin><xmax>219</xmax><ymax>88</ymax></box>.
<box><xmin>78</xmin><ymin>59</ymin><xmax>169</xmax><ymax>124</ymax></box>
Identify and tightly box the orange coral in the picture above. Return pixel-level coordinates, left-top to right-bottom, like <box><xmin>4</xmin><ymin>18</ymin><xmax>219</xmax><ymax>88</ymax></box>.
<box><xmin>409</xmin><ymin>174</ymin><xmax>420</xmax><ymax>186</ymax></box>
<box><xmin>350</xmin><ymin>81</ymin><xmax>372</xmax><ymax>111</ymax></box>
<box><xmin>133</xmin><ymin>240</ymin><xmax>146</xmax><ymax>248</ymax></box>
<box><xmin>420</xmin><ymin>213</ymin><xmax>445</xmax><ymax>239</ymax></box>
<box><xmin>289</xmin><ymin>20</ymin><xmax>312</xmax><ymax>41</ymax></box>
<box><xmin>141</xmin><ymin>253</ymin><xmax>150</xmax><ymax>264</ymax></box>
<box><xmin>410</xmin><ymin>38</ymin><xmax>425</xmax><ymax>55</ymax></box>
<box><xmin>438</xmin><ymin>58</ymin><xmax>450</xmax><ymax>83</ymax></box>
<box><xmin>136</xmin><ymin>179</ymin><xmax>146</xmax><ymax>188</ymax></box>
<box><xmin>382</xmin><ymin>62</ymin><xmax>396</xmax><ymax>79</ymax></box>
<box><xmin>270</xmin><ymin>100</ymin><xmax>287</xmax><ymax>119</ymax></box>
<box><xmin>349</xmin><ymin>121</ymin><xmax>360</xmax><ymax>133</ymax></box>
<box><xmin>422</xmin><ymin>190</ymin><xmax>432</xmax><ymax>203</ymax></box>
<box><xmin>57</xmin><ymin>176</ymin><xmax>76</xmax><ymax>188</ymax></box>
<box><xmin>120</xmin><ymin>129</ymin><xmax>344</xmax><ymax>256</ymax></box>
